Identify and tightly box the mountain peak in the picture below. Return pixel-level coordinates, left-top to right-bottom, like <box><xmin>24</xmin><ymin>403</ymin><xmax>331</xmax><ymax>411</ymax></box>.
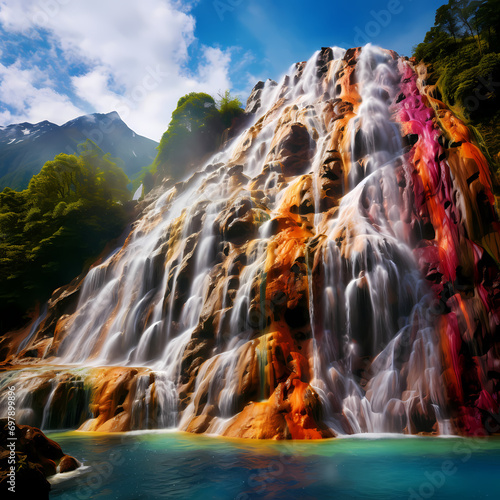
<box><xmin>105</xmin><ymin>111</ymin><xmax>121</xmax><ymax>120</ymax></box>
<box><xmin>62</xmin><ymin>111</ymin><xmax>124</xmax><ymax>129</ymax></box>
<box><xmin>0</xmin><ymin>112</ymin><xmax>158</xmax><ymax>190</ymax></box>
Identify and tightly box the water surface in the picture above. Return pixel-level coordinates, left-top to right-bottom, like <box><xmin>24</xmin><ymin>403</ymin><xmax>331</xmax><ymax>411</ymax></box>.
<box><xmin>48</xmin><ymin>432</ymin><xmax>500</xmax><ymax>499</ymax></box>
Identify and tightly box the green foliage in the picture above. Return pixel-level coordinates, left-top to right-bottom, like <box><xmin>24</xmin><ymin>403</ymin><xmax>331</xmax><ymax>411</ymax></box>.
<box><xmin>154</xmin><ymin>92</ymin><xmax>221</xmax><ymax>180</ymax></box>
<box><xmin>436</xmin><ymin>3</ymin><xmax>460</xmax><ymax>41</ymax></box>
<box><xmin>152</xmin><ymin>90</ymin><xmax>244</xmax><ymax>184</ymax></box>
<box><xmin>413</xmin><ymin>28</ymin><xmax>456</xmax><ymax>63</ymax></box>
<box><xmin>0</xmin><ymin>141</ymin><xmax>132</xmax><ymax>332</ymax></box>
<box><xmin>476</xmin><ymin>0</ymin><xmax>500</xmax><ymax>49</ymax></box>
<box><xmin>412</xmin><ymin>0</ymin><xmax>500</xmax><ymax>170</ymax></box>
<box><xmin>453</xmin><ymin>52</ymin><xmax>500</xmax><ymax>103</ymax></box>
<box><xmin>217</xmin><ymin>90</ymin><xmax>245</xmax><ymax>129</ymax></box>
<box><xmin>135</xmin><ymin>90</ymin><xmax>244</xmax><ymax>191</ymax></box>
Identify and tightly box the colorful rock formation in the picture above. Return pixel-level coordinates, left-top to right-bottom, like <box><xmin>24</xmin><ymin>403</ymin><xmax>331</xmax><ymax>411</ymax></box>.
<box><xmin>1</xmin><ymin>45</ymin><xmax>500</xmax><ymax>439</ymax></box>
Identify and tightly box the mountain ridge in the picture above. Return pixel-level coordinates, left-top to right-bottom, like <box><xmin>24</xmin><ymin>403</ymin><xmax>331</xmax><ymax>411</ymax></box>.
<box><xmin>0</xmin><ymin>111</ymin><xmax>159</xmax><ymax>190</ymax></box>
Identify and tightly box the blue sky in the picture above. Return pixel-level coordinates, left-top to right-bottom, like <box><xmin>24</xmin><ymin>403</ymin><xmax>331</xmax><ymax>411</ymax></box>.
<box><xmin>0</xmin><ymin>0</ymin><xmax>442</xmax><ymax>141</ymax></box>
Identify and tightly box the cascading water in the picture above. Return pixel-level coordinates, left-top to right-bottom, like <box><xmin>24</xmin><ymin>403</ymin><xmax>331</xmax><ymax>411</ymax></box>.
<box><xmin>307</xmin><ymin>45</ymin><xmax>449</xmax><ymax>434</ymax></box>
<box><xmin>2</xmin><ymin>45</ymin><xmax>499</xmax><ymax>439</ymax></box>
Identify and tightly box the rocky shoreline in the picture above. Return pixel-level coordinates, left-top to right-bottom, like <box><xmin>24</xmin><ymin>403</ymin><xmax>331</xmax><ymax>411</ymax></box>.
<box><xmin>0</xmin><ymin>419</ymin><xmax>80</xmax><ymax>499</ymax></box>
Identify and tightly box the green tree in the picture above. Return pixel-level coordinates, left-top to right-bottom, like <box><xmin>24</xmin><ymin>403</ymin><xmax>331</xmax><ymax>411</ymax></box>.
<box><xmin>413</xmin><ymin>27</ymin><xmax>455</xmax><ymax>62</ymax></box>
<box><xmin>476</xmin><ymin>0</ymin><xmax>500</xmax><ymax>51</ymax></box>
<box><xmin>217</xmin><ymin>90</ymin><xmax>245</xmax><ymax>128</ymax></box>
<box><xmin>0</xmin><ymin>142</ymin><xmax>132</xmax><ymax>333</ymax></box>
<box><xmin>153</xmin><ymin>91</ymin><xmax>244</xmax><ymax>183</ymax></box>
<box><xmin>28</xmin><ymin>154</ymin><xmax>82</xmax><ymax>208</ymax></box>
<box><xmin>412</xmin><ymin>0</ymin><xmax>500</xmax><ymax>178</ymax></box>
<box><xmin>449</xmin><ymin>0</ymin><xmax>483</xmax><ymax>54</ymax></box>
<box><xmin>154</xmin><ymin>92</ymin><xmax>222</xmax><ymax>181</ymax></box>
<box><xmin>435</xmin><ymin>4</ymin><xmax>460</xmax><ymax>42</ymax></box>
<box><xmin>78</xmin><ymin>140</ymin><xmax>130</xmax><ymax>203</ymax></box>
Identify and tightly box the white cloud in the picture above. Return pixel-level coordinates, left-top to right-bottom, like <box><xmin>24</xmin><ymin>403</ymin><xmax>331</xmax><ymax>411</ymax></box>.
<box><xmin>196</xmin><ymin>46</ymin><xmax>232</xmax><ymax>95</ymax></box>
<box><xmin>71</xmin><ymin>67</ymin><xmax>121</xmax><ymax>112</ymax></box>
<box><xmin>0</xmin><ymin>61</ymin><xmax>85</xmax><ymax>124</ymax></box>
<box><xmin>0</xmin><ymin>1</ymin><xmax>33</xmax><ymax>33</ymax></box>
<box><xmin>0</xmin><ymin>0</ymin><xmax>237</xmax><ymax>140</ymax></box>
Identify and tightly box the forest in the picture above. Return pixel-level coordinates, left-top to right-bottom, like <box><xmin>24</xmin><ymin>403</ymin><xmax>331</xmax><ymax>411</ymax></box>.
<box><xmin>412</xmin><ymin>0</ymin><xmax>500</xmax><ymax>171</ymax></box>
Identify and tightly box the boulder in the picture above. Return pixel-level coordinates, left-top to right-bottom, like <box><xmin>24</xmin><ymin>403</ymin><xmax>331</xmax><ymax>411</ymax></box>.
<box><xmin>0</xmin><ymin>419</ymin><xmax>80</xmax><ymax>499</ymax></box>
<box><xmin>267</xmin><ymin>122</ymin><xmax>316</xmax><ymax>176</ymax></box>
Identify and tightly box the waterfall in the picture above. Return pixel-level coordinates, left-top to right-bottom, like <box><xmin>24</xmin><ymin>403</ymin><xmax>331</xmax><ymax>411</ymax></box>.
<box><xmin>4</xmin><ymin>45</ymin><xmax>500</xmax><ymax>439</ymax></box>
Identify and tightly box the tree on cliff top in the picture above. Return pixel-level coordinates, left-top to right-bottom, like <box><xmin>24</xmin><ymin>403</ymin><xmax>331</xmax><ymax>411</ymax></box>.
<box><xmin>416</xmin><ymin>0</ymin><xmax>500</xmax><ymax>59</ymax></box>
<box><xmin>152</xmin><ymin>91</ymin><xmax>244</xmax><ymax>184</ymax></box>
<box><xmin>435</xmin><ymin>4</ymin><xmax>460</xmax><ymax>42</ymax></box>
<box><xmin>217</xmin><ymin>90</ymin><xmax>244</xmax><ymax>128</ymax></box>
<box><xmin>153</xmin><ymin>93</ymin><xmax>221</xmax><ymax>182</ymax></box>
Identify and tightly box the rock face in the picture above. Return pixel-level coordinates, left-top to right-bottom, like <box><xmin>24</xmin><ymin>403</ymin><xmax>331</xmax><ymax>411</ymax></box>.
<box><xmin>0</xmin><ymin>419</ymin><xmax>80</xmax><ymax>499</ymax></box>
<box><xmin>1</xmin><ymin>46</ymin><xmax>500</xmax><ymax>439</ymax></box>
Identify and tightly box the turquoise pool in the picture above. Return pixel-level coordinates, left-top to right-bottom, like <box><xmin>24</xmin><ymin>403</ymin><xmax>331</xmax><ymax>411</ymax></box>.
<box><xmin>47</xmin><ymin>432</ymin><xmax>500</xmax><ymax>499</ymax></box>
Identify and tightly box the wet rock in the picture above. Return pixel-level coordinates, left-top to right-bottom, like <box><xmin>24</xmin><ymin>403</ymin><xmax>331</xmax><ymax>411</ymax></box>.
<box><xmin>407</xmin><ymin>397</ymin><xmax>437</xmax><ymax>434</ymax></box>
<box><xmin>322</xmin><ymin>99</ymin><xmax>354</xmax><ymax>127</ymax></box>
<box><xmin>185</xmin><ymin>412</ymin><xmax>213</xmax><ymax>434</ymax></box>
<box><xmin>78</xmin><ymin>367</ymin><xmax>141</xmax><ymax>432</ymax></box>
<box><xmin>245</xmin><ymin>79</ymin><xmax>277</xmax><ymax>114</ymax></box>
<box><xmin>223</xmin><ymin>399</ymin><xmax>290</xmax><ymax>439</ymax></box>
<box><xmin>214</xmin><ymin>197</ymin><xmax>270</xmax><ymax>243</ymax></box>
<box><xmin>222</xmin><ymin>378</ymin><xmax>334</xmax><ymax>439</ymax></box>
<box><xmin>268</xmin><ymin>122</ymin><xmax>316</xmax><ymax>176</ymax></box>
<box><xmin>316</xmin><ymin>47</ymin><xmax>334</xmax><ymax>78</ymax></box>
<box><xmin>0</xmin><ymin>419</ymin><xmax>80</xmax><ymax>499</ymax></box>
<box><xmin>319</xmin><ymin>151</ymin><xmax>344</xmax><ymax>207</ymax></box>
<box><xmin>57</xmin><ymin>455</ymin><xmax>80</xmax><ymax>473</ymax></box>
